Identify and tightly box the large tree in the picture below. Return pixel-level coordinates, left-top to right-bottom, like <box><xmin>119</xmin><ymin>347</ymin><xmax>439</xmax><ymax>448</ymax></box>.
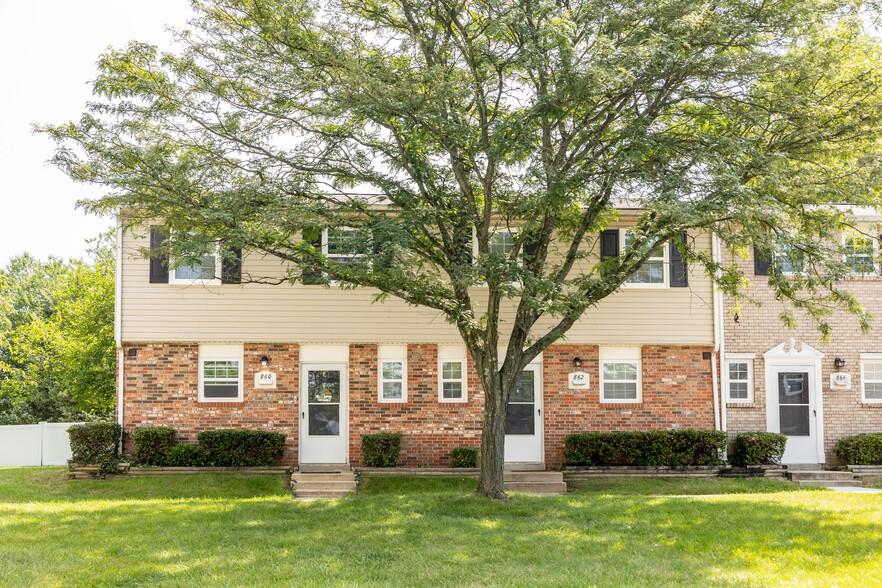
<box><xmin>42</xmin><ymin>0</ymin><xmax>882</xmax><ymax>497</ymax></box>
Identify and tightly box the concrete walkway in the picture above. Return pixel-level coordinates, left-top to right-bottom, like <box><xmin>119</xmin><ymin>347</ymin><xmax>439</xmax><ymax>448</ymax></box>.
<box><xmin>825</xmin><ymin>485</ymin><xmax>882</xmax><ymax>493</ymax></box>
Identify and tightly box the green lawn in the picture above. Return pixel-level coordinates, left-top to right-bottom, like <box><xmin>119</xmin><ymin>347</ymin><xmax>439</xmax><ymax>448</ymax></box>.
<box><xmin>1</xmin><ymin>468</ymin><xmax>880</xmax><ymax>587</ymax></box>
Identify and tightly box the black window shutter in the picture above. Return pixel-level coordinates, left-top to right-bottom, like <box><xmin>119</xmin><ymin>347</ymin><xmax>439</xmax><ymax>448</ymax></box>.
<box><xmin>669</xmin><ymin>231</ymin><xmax>688</xmax><ymax>287</ymax></box>
<box><xmin>522</xmin><ymin>230</ymin><xmax>539</xmax><ymax>261</ymax></box>
<box><xmin>302</xmin><ymin>229</ymin><xmax>324</xmax><ymax>285</ymax></box>
<box><xmin>149</xmin><ymin>226</ymin><xmax>169</xmax><ymax>284</ymax></box>
<box><xmin>221</xmin><ymin>247</ymin><xmax>242</xmax><ymax>284</ymax></box>
<box><xmin>599</xmin><ymin>229</ymin><xmax>619</xmax><ymax>276</ymax></box>
<box><xmin>754</xmin><ymin>246</ymin><xmax>771</xmax><ymax>276</ymax></box>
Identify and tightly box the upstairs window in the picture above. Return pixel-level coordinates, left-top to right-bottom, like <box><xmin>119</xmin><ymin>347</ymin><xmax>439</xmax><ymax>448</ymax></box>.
<box><xmin>620</xmin><ymin>229</ymin><xmax>668</xmax><ymax>287</ymax></box>
<box><xmin>844</xmin><ymin>230</ymin><xmax>877</xmax><ymax>275</ymax></box>
<box><xmin>325</xmin><ymin>228</ymin><xmax>364</xmax><ymax>265</ymax></box>
<box><xmin>171</xmin><ymin>251</ymin><xmax>219</xmax><ymax>284</ymax></box>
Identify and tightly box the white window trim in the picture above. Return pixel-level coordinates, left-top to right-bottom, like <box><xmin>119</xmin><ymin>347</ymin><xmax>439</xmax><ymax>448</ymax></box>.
<box><xmin>169</xmin><ymin>243</ymin><xmax>221</xmax><ymax>286</ymax></box>
<box><xmin>725</xmin><ymin>359</ymin><xmax>754</xmax><ymax>403</ymax></box>
<box><xmin>599</xmin><ymin>347</ymin><xmax>642</xmax><ymax>404</ymax></box>
<box><xmin>438</xmin><ymin>347</ymin><xmax>468</xmax><ymax>403</ymax></box>
<box><xmin>322</xmin><ymin>227</ymin><xmax>367</xmax><ymax>286</ymax></box>
<box><xmin>197</xmin><ymin>344</ymin><xmax>244</xmax><ymax>403</ymax></box>
<box><xmin>378</xmin><ymin>345</ymin><xmax>407</xmax><ymax>403</ymax></box>
<box><xmin>860</xmin><ymin>360</ymin><xmax>882</xmax><ymax>403</ymax></box>
<box><xmin>842</xmin><ymin>228</ymin><xmax>879</xmax><ymax>276</ymax></box>
<box><xmin>618</xmin><ymin>229</ymin><xmax>669</xmax><ymax>289</ymax></box>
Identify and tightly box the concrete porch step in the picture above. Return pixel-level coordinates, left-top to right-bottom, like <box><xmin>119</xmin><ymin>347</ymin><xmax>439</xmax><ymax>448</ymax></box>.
<box><xmin>504</xmin><ymin>470</ymin><xmax>566</xmax><ymax>495</ymax></box>
<box><xmin>504</xmin><ymin>462</ymin><xmax>546</xmax><ymax>471</ymax></box>
<box><xmin>298</xmin><ymin>463</ymin><xmax>351</xmax><ymax>473</ymax></box>
<box><xmin>292</xmin><ymin>465</ymin><xmax>357</xmax><ymax>499</ymax></box>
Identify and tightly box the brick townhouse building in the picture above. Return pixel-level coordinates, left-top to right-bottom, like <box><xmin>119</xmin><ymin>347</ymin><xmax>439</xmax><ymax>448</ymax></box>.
<box><xmin>114</xmin><ymin>210</ymin><xmax>721</xmax><ymax>469</ymax></box>
<box><xmin>721</xmin><ymin>207</ymin><xmax>882</xmax><ymax>466</ymax></box>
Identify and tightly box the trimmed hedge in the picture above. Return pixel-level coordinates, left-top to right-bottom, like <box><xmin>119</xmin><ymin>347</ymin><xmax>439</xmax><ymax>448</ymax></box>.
<box><xmin>132</xmin><ymin>426</ymin><xmax>177</xmax><ymax>466</ymax></box>
<box><xmin>836</xmin><ymin>433</ymin><xmax>882</xmax><ymax>465</ymax></box>
<box><xmin>729</xmin><ymin>432</ymin><xmax>787</xmax><ymax>466</ymax></box>
<box><xmin>196</xmin><ymin>429</ymin><xmax>286</xmax><ymax>466</ymax></box>
<box><xmin>564</xmin><ymin>429</ymin><xmax>727</xmax><ymax>466</ymax></box>
<box><xmin>163</xmin><ymin>443</ymin><xmax>207</xmax><ymax>467</ymax></box>
<box><xmin>68</xmin><ymin>422</ymin><xmax>122</xmax><ymax>464</ymax></box>
<box><xmin>361</xmin><ymin>433</ymin><xmax>402</xmax><ymax>467</ymax></box>
<box><xmin>450</xmin><ymin>447</ymin><xmax>478</xmax><ymax>468</ymax></box>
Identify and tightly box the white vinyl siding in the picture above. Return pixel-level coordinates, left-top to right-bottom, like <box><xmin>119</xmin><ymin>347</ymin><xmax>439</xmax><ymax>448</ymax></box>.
<box><xmin>120</xmin><ymin>226</ymin><xmax>714</xmax><ymax>345</ymax></box>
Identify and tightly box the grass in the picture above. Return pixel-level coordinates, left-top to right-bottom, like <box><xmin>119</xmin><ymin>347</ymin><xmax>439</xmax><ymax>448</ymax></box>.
<box><xmin>1</xmin><ymin>468</ymin><xmax>880</xmax><ymax>587</ymax></box>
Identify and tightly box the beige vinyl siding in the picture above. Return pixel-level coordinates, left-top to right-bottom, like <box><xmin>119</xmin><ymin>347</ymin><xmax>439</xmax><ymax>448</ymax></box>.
<box><xmin>120</xmin><ymin>227</ymin><xmax>714</xmax><ymax>345</ymax></box>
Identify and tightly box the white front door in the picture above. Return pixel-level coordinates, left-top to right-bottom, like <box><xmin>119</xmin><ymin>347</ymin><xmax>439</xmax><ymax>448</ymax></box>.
<box><xmin>769</xmin><ymin>364</ymin><xmax>819</xmax><ymax>463</ymax></box>
<box><xmin>504</xmin><ymin>366</ymin><xmax>544</xmax><ymax>463</ymax></box>
<box><xmin>300</xmin><ymin>363</ymin><xmax>348</xmax><ymax>464</ymax></box>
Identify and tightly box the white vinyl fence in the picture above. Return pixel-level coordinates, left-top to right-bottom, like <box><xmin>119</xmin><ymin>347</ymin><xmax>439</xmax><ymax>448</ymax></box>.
<box><xmin>0</xmin><ymin>422</ymin><xmax>84</xmax><ymax>466</ymax></box>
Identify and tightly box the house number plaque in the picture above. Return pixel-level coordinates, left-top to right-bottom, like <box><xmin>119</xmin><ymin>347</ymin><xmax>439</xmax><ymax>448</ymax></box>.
<box><xmin>829</xmin><ymin>372</ymin><xmax>851</xmax><ymax>390</ymax></box>
<box><xmin>255</xmin><ymin>371</ymin><xmax>277</xmax><ymax>389</ymax></box>
<box><xmin>568</xmin><ymin>372</ymin><xmax>590</xmax><ymax>389</ymax></box>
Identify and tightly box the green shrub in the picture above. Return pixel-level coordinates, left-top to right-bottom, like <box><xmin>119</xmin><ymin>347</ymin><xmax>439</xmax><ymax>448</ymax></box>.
<box><xmin>450</xmin><ymin>447</ymin><xmax>478</xmax><ymax>468</ymax></box>
<box><xmin>361</xmin><ymin>433</ymin><xmax>402</xmax><ymax>467</ymax></box>
<box><xmin>67</xmin><ymin>422</ymin><xmax>122</xmax><ymax>464</ymax></box>
<box><xmin>564</xmin><ymin>429</ymin><xmax>727</xmax><ymax>466</ymax></box>
<box><xmin>162</xmin><ymin>443</ymin><xmax>207</xmax><ymax>467</ymax></box>
<box><xmin>196</xmin><ymin>429</ymin><xmax>286</xmax><ymax>466</ymax></box>
<box><xmin>132</xmin><ymin>426</ymin><xmax>177</xmax><ymax>465</ymax></box>
<box><xmin>835</xmin><ymin>433</ymin><xmax>882</xmax><ymax>465</ymax></box>
<box><xmin>729</xmin><ymin>432</ymin><xmax>787</xmax><ymax>466</ymax></box>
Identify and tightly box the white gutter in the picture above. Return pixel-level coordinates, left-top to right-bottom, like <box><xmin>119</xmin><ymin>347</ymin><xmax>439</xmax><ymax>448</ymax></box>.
<box><xmin>711</xmin><ymin>233</ymin><xmax>725</xmax><ymax>433</ymax></box>
<box><xmin>115</xmin><ymin>213</ymin><xmax>124</xmax><ymax>427</ymax></box>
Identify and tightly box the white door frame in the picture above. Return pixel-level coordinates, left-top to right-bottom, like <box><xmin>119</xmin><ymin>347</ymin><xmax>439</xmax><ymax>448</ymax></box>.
<box><xmin>504</xmin><ymin>361</ymin><xmax>545</xmax><ymax>464</ymax></box>
<box><xmin>299</xmin><ymin>362</ymin><xmax>349</xmax><ymax>464</ymax></box>
<box><xmin>763</xmin><ymin>340</ymin><xmax>825</xmax><ymax>464</ymax></box>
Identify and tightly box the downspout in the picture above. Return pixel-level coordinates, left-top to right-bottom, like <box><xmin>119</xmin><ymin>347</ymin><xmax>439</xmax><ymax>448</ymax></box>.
<box><xmin>711</xmin><ymin>233</ymin><xmax>726</xmax><ymax>433</ymax></box>
<box><xmin>115</xmin><ymin>213</ymin><xmax>124</xmax><ymax>429</ymax></box>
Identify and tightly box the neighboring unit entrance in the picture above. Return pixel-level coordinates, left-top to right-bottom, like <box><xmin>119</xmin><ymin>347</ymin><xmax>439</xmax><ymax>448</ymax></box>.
<box><xmin>769</xmin><ymin>366</ymin><xmax>818</xmax><ymax>463</ymax></box>
<box><xmin>300</xmin><ymin>364</ymin><xmax>348</xmax><ymax>464</ymax></box>
<box><xmin>504</xmin><ymin>365</ymin><xmax>544</xmax><ymax>463</ymax></box>
<box><xmin>763</xmin><ymin>340</ymin><xmax>825</xmax><ymax>464</ymax></box>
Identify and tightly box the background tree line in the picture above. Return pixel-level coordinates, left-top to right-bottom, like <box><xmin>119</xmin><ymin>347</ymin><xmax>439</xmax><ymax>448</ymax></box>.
<box><xmin>0</xmin><ymin>233</ymin><xmax>116</xmax><ymax>424</ymax></box>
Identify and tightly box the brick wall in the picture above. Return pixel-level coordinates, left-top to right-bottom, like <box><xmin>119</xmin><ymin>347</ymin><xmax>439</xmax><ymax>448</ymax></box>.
<box><xmin>543</xmin><ymin>344</ymin><xmax>716</xmax><ymax>467</ymax></box>
<box><xmin>348</xmin><ymin>344</ymin><xmax>484</xmax><ymax>467</ymax></box>
<box><xmin>121</xmin><ymin>343</ymin><xmax>300</xmax><ymax>462</ymax></box>
<box><xmin>120</xmin><ymin>341</ymin><xmax>716</xmax><ymax>468</ymax></box>
<box><xmin>723</xmin><ymin>253</ymin><xmax>882</xmax><ymax>464</ymax></box>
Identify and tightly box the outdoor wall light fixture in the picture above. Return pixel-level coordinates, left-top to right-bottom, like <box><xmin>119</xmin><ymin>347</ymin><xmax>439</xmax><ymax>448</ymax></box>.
<box><xmin>260</xmin><ymin>356</ymin><xmax>270</xmax><ymax>367</ymax></box>
<box><xmin>573</xmin><ymin>357</ymin><xmax>583</xmax><ymax>369</ymax></box>
<box><xmin>834</xmin><ymin>357</ymin><xmax>846</xmax><ymax>369</ymax></box>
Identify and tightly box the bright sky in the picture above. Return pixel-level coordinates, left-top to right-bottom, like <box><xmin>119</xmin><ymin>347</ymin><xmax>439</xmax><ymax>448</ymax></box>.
<box><xmin>0</xmin><ymin>0</ymin><xmax>195</xmax><ymax>265</ymax></box>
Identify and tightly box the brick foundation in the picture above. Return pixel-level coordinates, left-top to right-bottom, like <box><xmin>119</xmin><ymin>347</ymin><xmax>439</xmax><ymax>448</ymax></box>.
<box><xmin>120</xmin><ymin>342</ymin><xmax>716</xmax><ymax>468</ymax></box>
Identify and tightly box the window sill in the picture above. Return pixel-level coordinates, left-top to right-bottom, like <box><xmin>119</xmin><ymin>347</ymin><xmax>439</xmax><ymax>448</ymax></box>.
<box><xmin>860</xmin><ymin>402</ymin><xmax>882</xmax><ymax>408</ymax></box>
<box><xmin>599</xmin><ymin>402</ymin><xmax>643</xmax><ymax>408</ymax></box>
<box><xmin>438</xmin><ymin>398</ymin><xmax>468</xmax><ymax>404</ymax></box>
<box><xmin>198</xmin><ymin>400</ymin><xmax>244</xmax><ymax>407</ymax></box>
<box><xmin>378</xmin><ymin>399</ymin><xmax>407</xmax><ymax>405</ymax></box>
<box><xmin>726</xmin><ymin>402</ymin><xmax>756</xmax><ymax>408</ymax></box>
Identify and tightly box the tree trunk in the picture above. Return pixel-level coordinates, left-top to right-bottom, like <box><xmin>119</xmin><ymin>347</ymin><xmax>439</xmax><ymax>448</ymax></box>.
<box><xmin>477</xmin><ymin>379</ymin><xmax>508</xmax><ymax>499</ymax></box>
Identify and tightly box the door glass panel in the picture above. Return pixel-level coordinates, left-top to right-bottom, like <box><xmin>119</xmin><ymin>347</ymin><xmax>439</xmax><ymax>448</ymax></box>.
<box><xmin>309</xmin><ymin>405</ymin><xmax>340</xmax><ymax>436</ymax></box>
<box><xmin>506</xmin><ymin>370</ymin><xmax>535</xmax><ymax>435</ymax></box>
<box><xmin>778</xmin><ymin>373</ymin><xmax>808</xmax><ymax>404</ymax></box>
<box><xmin>778</xmin><ymin>372</ymin><xmax>810</xmax><ymax>436</ymax></box>
<box><xmin>307</xmin><ymin>370</ymin><xmax>341</xmax><ymax>436</ymax></box>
